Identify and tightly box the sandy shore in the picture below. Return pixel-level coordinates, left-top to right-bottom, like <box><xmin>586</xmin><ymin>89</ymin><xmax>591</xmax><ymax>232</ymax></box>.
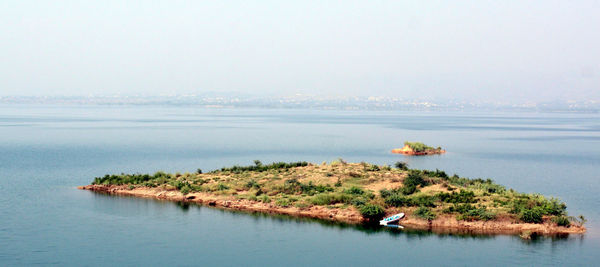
<box><xmin>79</xmin><ymin>184</ymin><xmax>586</xmax><ymax>235</ymax></box>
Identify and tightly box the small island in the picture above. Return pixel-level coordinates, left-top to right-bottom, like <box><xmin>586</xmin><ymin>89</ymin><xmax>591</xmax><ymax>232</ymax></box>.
<box><xmin>79</xmin><ymin>160</ymin><xmax>585</xmax><ymax>236</ymax></box>
<box><xmin>392</xmin><ymin>141</ymin><xmax>446</xmax><ymax>155</ymax></box>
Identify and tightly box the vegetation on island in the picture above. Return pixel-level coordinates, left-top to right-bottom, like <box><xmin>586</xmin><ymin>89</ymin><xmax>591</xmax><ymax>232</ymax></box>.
<box><xmin>91</xmin><ymin>160</ymin><xmax>585</xmax><ymax>228</ymax></box>
<box><xmin>403</xmin><ymin>141</ymin><xmax>442</xmax><ymax>152</ymax></box>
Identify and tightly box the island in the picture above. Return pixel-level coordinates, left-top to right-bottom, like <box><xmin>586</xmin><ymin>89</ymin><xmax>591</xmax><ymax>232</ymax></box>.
<box><xmin>79</xmin><ymin>160</ymin><xmax>586</xmax><ymax>236</ymax></box>
<box><xmin>392</xmin><ymin>141</ymin><xmax>446</xmax><ymax>155</ymax></box>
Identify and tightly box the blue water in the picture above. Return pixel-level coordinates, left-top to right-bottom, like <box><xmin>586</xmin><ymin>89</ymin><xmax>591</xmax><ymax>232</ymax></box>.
<box><xmin>1</xmin><ymin>105</ymin><xmax>599</xmax><ymax>266</ymax></box>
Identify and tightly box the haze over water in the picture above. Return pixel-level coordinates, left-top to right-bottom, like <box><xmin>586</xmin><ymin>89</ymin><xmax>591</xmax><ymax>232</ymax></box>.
<box><xmin>1</xmin><ymin>104</ymin><xmax>599</xmax><ymax>266</ymax></box>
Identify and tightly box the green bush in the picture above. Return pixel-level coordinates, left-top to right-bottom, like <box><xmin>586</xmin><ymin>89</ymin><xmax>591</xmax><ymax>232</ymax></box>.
<box><xmin>258</xmin><ymin>195</ymin><xmax>271</xmax><ymax>203</ymax></box>
<box><xmin>245</xmin><ymin>179</ymin><xmax>260</xmax><ymax>189</ymax></box>
<box><xmin>422</xmin><ymin>169</ymin><xmax>448</xmax><ymax>179</ymax></box>
<box><xmin>92</xmin><ymin>172</ymin><xmax>165</xmax><ymax>185</ymax></box>
<box><xmin>379</xmin><ymin>189</ymin><xmax>393</xmax><ymax>198</ymax></box>
<box><xmin>394</xmin><ymin>161</ymin><xmax>409</xmax><ymax>170</ymax></box>
<box><xmin>364</xmin><ymin>164</ymin><xmax>380</xmax><ymax>172</ymax></box>
<box><xmin>399</xmin><ymin>185</ymin><xmax>418</xmax><ymax>195</ymax></box>
<box><xmin>384</xmin><ymin>194</ymin><xmax>436</xmax><ymax>207</ymax></box>
<box><xmin>404</xmin><ymin>170</ymin><xmax>428</xmax><ymax>187</ymax></box>
<box><xmin>380</xmin><ymin>186</ymin><xmax>418</xmax><ymax>198</ymax></box>
<box><xmin>436</xmin><ymin>190</ymin><xmax>476</xmax><ymax>203</ymax></box>
<box><xmin>180</xmin><ymin>185</ymin><xmax>191</xmax><ymax>195</ymax></box>
<box><xmin>508</xmin><ymin>195</ymin><xmax>567</xmax><ymax>217</ymax></box>
<box><xmin>384</xmin><ymin>194</ymin><xmax>411</xmax><ymax>207</ymax></box>
<box><xmin>310</xmin><ymin>193</ymin><xmax>354</xmax><ymax>205</ymax></box>
<box><xmin>344</xmin><ymin>186</ymin><xmax>364</xmax><ymax>195</ymax></box>
<box><xmin>275</xmin><ymin>198</ymin><xmax>292</xmax><ymax>207</ymax></box>
<box><xmin>404</xmin><ymin>141</ymin><xmax>435</xmax><ymax>152</ymax></box>
<box><xmin>520</xmin><ymin>207</ymin><xmax>543</xmax><ymax>223</ymax></box>
<box><xmin>351</xmin><ymin>197</ymin><xmax>367</xmax><ymax>207</ymax></box>
<box><xmin>217</xmin><ymin>183</ymin><xmax>229</xmax><ymax>190</ymax></box>
<box><xmin>414</xmin><ymin>206</ymin><xmax>436</xmax><ymax>221</ymax></box>
<box><xmin>282</xmin><ymin>179</ymin><xmax>334</xmax><ymax>195</ymax></box>
<box><xmin>216</xmin><ymin>161</ymin><xmax>309</xmax><ymax>174</ymax></box>
<box><xmin>411</xmin><ymin>195</ymin><xmax>436</xmax><ymax>207</ymax></box>
<box><xmin>443</xmin><ymin>203</ymin><xmax>496</xmax><ymax>221</ymax></box>
<box><xmin>552</xmin><ymin>216</ymin><xmax>571</xmax><ymax>227</ymax></box>
<box><xmin>542</xmin><ymin>198</ymin><xmax>567</xmax><ymax>216</ymax></box>
<box><xmin>359</xmin><ymin>204</ymin><xmax>386</xmax><ymax>220</ymax></box>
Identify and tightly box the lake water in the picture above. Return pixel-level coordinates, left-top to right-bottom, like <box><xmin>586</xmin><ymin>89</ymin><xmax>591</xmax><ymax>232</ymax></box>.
<box><xmin>1</xmin><ymin>105</ymin><xmax>599</xmax><ymax>266</ymax></box>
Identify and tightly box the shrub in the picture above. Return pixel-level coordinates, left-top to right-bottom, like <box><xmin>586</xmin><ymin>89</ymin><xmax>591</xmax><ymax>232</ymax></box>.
<box><xmin>508</xmin><ymin>195</ymin><xmax>567</xmax><ymax>217</ymax></box>
<box><xmin>344</xmin><ymin>186</ymin><xmax>364</xmax><ymax>195</ymax></box>
<box><xmin>411</xmin><ymin>195</ymin><xmax>436</xmax><ymax>207</ymax></box>
<box><xmin>92</xmin><ymin>172</ymin><xmax>164</xmax><ymax>185</ymax></box>
<box><xmin>384</xmin><ymin>193</ymin><xmax>436</xmax><ymax>207</ymax></box>
<box><xmin>542</xmin><ymin>198</ymin><xmax>567</xmax><ymax>216</ymax></box>
<box><xmin>414</xmin><ymin>206</ymin><xmax>436</xmax><ymax>221</ymax></box>
<box><xmin>216</xmin><ymin>161</ymin><xmax>309</xmax><ymax>174</ymax></box>
<box><xmin>364</xmin><ymin>164</ymin><xmax>380</xmax><ymax>172</ymax></box>
<box><xmin>379</xmin><ymin>189</ymin><xmax>392</xmax><ymax>198</ymax></box>
<box><xmin>520</xmin><ymin>207</ymin><xmax>543</xmax><ymax>223</ymax></box>
<box><xmin>217</xmin><ymin>183</ymin><xmax>229</xmax><ymax>190</ymax></box>
<box><xmin>180</xmin><ymin>185</ymin><xmax>191</xmax><ymax>195</ymax></box>
<box><xmin>443</xmin><ymin>203</ymin><xmax>497</xmax><ymax>221</ymax></box>
<box><xmin>436</xmin><ymin>190</ymin><xmax>476</xmax><ymax>203</ymax></box>
<box><xmin>404</xmin><ymin>141</ymin><xmax>435</xmax><ymax>152</ymax></box>
<box><xmin>245</xmin><ymin>179</ymin><xmax>260</xmax><ymax>189</ymax></box>
<box><xmin>384</xmin><ymin>194</ymin><xmax>411</xmax><ymax>207</ymax></box>
<box><xmin>334</xmin><ymin>178</ymin><xmax>342</xmax><ymax>187</ymax></box>
<box><xmin>275</xmin><ymin>198</ymin><xmax>292</xmax><ymax>207</ymax></box>
<box><xmin>359</xmin><ymin>204</ymin><xmax>386</xmax><ymax>220</ymax></box>
<box><xmin>394</xmin><ymin>161</ymin><xmax>409</xmax><ymax>170</ymax></box>
<box><xmin>404</xmin><ymin>170</ymin><xmax>428</xmax><ymax>187</ymax></box>
<box><xmin>351</xmin><ymin>197</ymin><xmax>367</xmax><ymax>207</ymax></box>
<box><xmin>422</xmin><ymin>169</ymin><xmax>448</xmax><ymax>179</ymax></box>
<box><xmin>196</xmin><ymin>169</ymin><xmax>202</xmax><ymax>174</ymax></box>
<box><xmin>294</xmin><ymin>202</ymin><xmax>310</xmax><ymax>209</ymax></box>
<box><xmin>552</xmin><ymin>216</ymin><xmax>571</xmax><ymax>227</ymax></box>
<box><xmin>310</xmin><ymin>193</ymin><xmax>353</xmax><ymax>205</ymax></box>
<box><xmin>281</xmin><ymin>179</ymin><xmax>334</xmax><ymax>195</ymax></box>
<box><xmin>258</xmin><ymin>195</ymin><xmax>271</xmax><ymax>203</ymax></box>
<box><xmin>399</xmin><ymin>185</ymin><xmax>418</xmax><ymax>195</ymax></box>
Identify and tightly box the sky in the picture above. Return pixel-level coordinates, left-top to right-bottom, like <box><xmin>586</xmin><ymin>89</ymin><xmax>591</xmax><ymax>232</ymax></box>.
<box><xmin>1</xmin><ymin>1</ymin><xmax>599</xmax><ymax>102</ymax></box>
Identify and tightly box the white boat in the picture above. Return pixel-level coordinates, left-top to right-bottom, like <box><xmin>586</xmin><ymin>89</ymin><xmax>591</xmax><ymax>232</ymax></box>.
<box><xmin>379</xmin><ymin>213</ymin><xmax>405</xmax><ymax>226</ymax></box>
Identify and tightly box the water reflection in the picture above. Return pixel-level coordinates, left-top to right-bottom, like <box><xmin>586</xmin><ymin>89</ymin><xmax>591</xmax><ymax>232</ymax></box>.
<box><xmin>90</xmin><ymin>191</ymin><xmax>579</xmax><ymax>245</ymax></box>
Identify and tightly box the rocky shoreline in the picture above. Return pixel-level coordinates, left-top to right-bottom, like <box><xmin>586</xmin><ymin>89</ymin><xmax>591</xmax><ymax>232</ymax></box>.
<box><xmin>79</xmin><ymin>184</ymin><xmax>586</xmax><ymax>235</ymax></box>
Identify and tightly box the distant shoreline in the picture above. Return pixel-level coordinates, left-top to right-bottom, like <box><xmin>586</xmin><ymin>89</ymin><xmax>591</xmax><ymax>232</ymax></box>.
<box><xmin>2</xmin><ymin>95</ymin><xmax>599</xmax><ymax>113</ymax></box>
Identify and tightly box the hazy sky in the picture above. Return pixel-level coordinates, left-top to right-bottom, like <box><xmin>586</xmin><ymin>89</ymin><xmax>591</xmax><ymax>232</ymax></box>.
<box><xmin>1</xmin><ymin>1</ymin><xmax>599</xmax><ymax>102</ymax></box>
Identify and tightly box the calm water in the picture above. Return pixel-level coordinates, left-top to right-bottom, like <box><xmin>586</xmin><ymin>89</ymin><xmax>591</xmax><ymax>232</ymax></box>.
<box><xmin>1</xmin><ymin>105</ymin><xmax>599</xmax><ymax>266</ymax></box>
